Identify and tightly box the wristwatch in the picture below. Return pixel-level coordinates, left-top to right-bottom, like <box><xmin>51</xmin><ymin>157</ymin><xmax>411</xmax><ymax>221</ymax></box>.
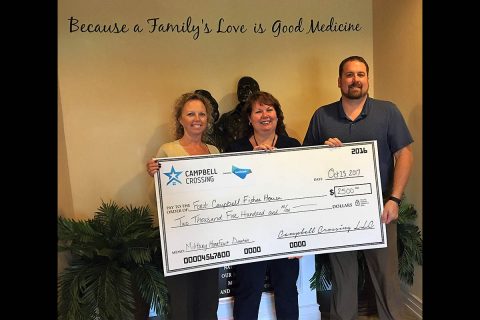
<box><xmin>388</xmin><ymin>195</ymin><xmax>402</xmax><ymax>206</ymax></box>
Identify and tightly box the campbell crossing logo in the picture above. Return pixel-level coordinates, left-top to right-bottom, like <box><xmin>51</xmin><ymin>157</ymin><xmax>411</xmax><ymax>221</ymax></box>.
<box><xmin>232</xmin><ymin>165</ymin><xmax>252</xmax><ymax>179</ymax></box>
<box><xmin>163</xmin><ymin>166</ymin><xmax>183</xmax><ymax>185</ymax></box>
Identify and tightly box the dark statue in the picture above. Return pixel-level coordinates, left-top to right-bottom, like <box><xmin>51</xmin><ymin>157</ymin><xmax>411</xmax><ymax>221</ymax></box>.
<box><xmin>197</xmin><ymin>77</ymin><xmax>288</xmax><ymax>152</ymax></box>
<box><xmin>195</xmin><ymin>89</ymin><xmax>219</xmax><ymax>122</ymax></box>
<box><xmin>214</xmin><ymin>76</ymin><xmax>260</xmax><ymax>152</ymax></box>
<box><xmin>194</xmin><ymin>89</ymin><xmax>222</xmax><ymax>149</ymax></box>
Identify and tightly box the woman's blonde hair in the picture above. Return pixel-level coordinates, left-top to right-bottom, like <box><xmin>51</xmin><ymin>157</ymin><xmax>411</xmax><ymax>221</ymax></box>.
<box><xmin>173</xmin><ymin>92</ymin><xmax>214</xmax><ymax>141</ymax></box>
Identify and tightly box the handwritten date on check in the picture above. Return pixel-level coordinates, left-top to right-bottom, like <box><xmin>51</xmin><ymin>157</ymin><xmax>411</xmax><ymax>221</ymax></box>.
<box><xmin>154</xmin><ymin>141</ymin><xmax>386</xmax><ymax>276</ymax></box>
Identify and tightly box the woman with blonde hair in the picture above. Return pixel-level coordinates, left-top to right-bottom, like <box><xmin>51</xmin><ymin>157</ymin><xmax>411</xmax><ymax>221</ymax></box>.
<box><xmin>147</xmin><ymin>91</ymin><xmax>219</xmax><ymax>319</ymax></box>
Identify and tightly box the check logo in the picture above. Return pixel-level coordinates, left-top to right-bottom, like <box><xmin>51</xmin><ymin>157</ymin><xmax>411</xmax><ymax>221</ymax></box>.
<box><xmin>232</xmin><ymin>165</ymin><xmax>252</xmax><ymax>179</ymax></box>
<box><xmin>164</xmin><ymin>166</ymin><xmax>183</xmax><ymax>185</ymax></box>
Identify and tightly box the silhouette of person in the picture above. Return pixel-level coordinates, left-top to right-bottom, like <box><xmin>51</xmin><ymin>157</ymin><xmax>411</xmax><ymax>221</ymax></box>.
<box><xmin>195</xmin><ymin>89</ymin><xmax>219</xmax><ymax>122</ymax></box>
<box><xmin>214</xmin><ymin>76</ymin><xmax>260</xmax><ymax>152</ymax></box>
<box><xmin>194</xmin><ymin>89</ymin><xmax>222</xmax><ymax>149</ymax></box>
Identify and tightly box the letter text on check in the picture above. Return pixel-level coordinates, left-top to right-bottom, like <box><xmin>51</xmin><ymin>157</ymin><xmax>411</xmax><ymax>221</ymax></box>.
<box><xmin>154</xmin><ymin>141</ymin><xmax>386</xmax><ymax>276</ymax></box>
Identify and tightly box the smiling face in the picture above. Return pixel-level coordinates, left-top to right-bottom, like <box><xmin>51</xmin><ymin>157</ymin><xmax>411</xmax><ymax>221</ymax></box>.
<box><xmin>178</xmin><ymin>99</ymin><xmax>208</xmax><ymax>137</ymax></box>
<box><xmin>338</xmin><ymin>60</ymin><xmax>369</xmax><ymax>100</ymax></box>
<box><xmin>248</xmin><ymin>101</ymin><xmax>278</xmax><ymax>135</ymax></box>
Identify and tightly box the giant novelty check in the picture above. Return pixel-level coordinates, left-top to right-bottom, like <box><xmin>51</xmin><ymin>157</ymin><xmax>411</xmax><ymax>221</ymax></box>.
<box><xmin>154</xmin><ymin>141</ymin><xmax>387</xmax><ymax>276</ymax></box>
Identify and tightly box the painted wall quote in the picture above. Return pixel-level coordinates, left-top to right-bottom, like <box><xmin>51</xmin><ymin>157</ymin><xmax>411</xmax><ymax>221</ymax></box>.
<box><xmin>68</xmin><ymin>16</ymin><xmax>362</xmax><ymax>39</ymax></box>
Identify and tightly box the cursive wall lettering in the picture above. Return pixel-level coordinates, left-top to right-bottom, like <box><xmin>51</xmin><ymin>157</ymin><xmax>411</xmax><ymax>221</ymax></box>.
<box><xmin>67</xmin><ymin>16</ymin><xmax>362</xmax><ymax>40</ymax></box>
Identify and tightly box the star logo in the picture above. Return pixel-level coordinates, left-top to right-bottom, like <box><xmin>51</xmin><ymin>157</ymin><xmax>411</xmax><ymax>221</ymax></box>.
<box><xmin>163</xmin><ymin>166</ymin><xmax>183</xmax><ymax>185</ymax></box>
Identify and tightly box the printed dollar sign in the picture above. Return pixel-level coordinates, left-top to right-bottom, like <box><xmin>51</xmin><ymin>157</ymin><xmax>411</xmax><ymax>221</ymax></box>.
<box><xmin>330</xmin><ymin>189</ymin><xmax>334</xmax><ymax>196</ymax></box>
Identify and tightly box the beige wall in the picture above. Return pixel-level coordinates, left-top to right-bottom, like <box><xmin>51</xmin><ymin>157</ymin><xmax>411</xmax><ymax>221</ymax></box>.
<box><xmin>58</xmin><ymin>0</ymin><xmax>421</xmax><ymax>305</ymax></box>
<box><xmin>372</xmin><ymin>0</ymin><xmax>422</xmax><ymax>301</ymax></box>
<box><xmin>58</xmin><ymin>0</ymin><xmax>374</xmax><ymax>217</ymax></box>
<box><xmin>58</xmin><ymin>88</ymin><xmax>74</xmax><ymax>272</ymax></box>
<box><xmin>58</xmin><ymin>88</ymin><xmax>74</xmax><ymax>219</ymax></box>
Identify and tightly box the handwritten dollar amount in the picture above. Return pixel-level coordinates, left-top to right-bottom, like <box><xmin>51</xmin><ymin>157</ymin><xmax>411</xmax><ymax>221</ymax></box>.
<box><xmin>330</xmin><ymin>183</ymin><xmax>372</xmax><ymax>197</ymax></box>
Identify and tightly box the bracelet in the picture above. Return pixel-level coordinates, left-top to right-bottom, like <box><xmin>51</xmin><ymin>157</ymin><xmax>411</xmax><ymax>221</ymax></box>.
<box><xmin>388</xmin><ymin>195</ymin><xmax>402</xmax><ymax>206</ymax></box>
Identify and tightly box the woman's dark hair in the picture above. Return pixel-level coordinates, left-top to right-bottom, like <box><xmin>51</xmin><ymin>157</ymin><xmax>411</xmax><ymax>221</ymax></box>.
<box><xmin>239</xmin><ymin>91</ymin><xmax>286</xmax><ymax>138</ymax></box>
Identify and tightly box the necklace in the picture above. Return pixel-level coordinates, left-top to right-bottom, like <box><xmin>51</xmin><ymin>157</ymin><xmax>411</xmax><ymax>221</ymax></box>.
<box><xmin>253</xmin><ymin>133</ymin><xmax>276</xmax><ymax>147</ymax></box>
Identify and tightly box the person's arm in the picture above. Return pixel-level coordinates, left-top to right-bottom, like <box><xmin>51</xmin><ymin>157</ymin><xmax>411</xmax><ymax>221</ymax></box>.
<box><xmin>382</xmin><ymin>144</ymin><xmax>414</xmax><ymax>224</ymax></box>
<box><xmin>146</xmin><ymin>146</ymin><xmax>168</xmax><ymax>177</ymax></box>
<box><xmin>303</xmin><ymin>113</ymin><xmax>321</xmax><ymax>146</ymax></box>
<box><xmin>146</xmin><ymin>159</ymin><xmax>160</xmax><ymax>177</ymax></box>
<box><xmin>324</xmin><ymin>137</ymin><xmax>343</xmax><ymax>147</ymax></box>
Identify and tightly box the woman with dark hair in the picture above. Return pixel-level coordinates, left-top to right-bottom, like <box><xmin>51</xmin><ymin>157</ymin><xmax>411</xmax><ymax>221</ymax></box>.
<box><xmin>226</xmin><ymin>91</ymin><xmax>301</xmax><ymax>320</ymax></box>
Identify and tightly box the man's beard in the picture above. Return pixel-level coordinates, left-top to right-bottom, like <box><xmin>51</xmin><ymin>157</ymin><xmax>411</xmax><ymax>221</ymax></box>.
<box><xmin>344</xmin><ymin>85</ymin><xmax>367</xmax><ymax>99</ymax></box>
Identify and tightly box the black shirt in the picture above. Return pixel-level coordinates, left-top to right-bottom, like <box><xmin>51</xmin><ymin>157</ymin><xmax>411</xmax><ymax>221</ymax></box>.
<box><xmin>226</xmin><ymin>134</ymin><xmax>301</xmax><ymax>152</ymax></box>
